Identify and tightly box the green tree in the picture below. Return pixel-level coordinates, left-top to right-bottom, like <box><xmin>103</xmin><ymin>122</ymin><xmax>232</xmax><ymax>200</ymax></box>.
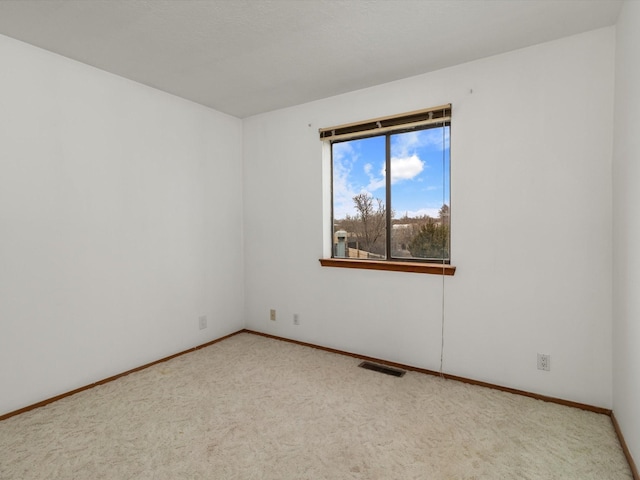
<box><xmin>408</xmin><ymin>218</ymin><xmax>449</xmax><ymax>259</ymax></box>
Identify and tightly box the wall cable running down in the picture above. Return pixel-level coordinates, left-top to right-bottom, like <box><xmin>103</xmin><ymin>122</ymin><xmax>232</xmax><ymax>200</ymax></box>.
<box><xmin>440</xmin><ymin>111</ymin><xmax>449</xmax><ymax>378</ymax></box>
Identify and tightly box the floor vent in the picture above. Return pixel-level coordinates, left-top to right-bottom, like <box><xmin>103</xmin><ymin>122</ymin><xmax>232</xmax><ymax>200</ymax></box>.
<box><xmin>358</xmin><ymin>361</ymin><xmax>406</xmax><ymax>377</ymax></box>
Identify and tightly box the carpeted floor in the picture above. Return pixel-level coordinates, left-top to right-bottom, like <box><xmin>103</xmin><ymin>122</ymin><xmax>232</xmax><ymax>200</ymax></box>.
<box><xmin>0</xmin><ymin>332</ymin><xmax>632</xmax><ymax>479</ymax></box>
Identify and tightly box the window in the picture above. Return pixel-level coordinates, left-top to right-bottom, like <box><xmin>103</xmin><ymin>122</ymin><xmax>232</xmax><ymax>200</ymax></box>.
<box><xmin>320</xmin><ymin>105</ymin><xmax>454</xmax><ymax>274</ymax></box>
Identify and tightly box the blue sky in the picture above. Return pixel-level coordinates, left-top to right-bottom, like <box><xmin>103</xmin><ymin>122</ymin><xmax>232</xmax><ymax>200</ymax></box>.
<box><xmin>332</xmin><ymin>126</ymin><xmax>450</xmax><ymax>220</ymax></box>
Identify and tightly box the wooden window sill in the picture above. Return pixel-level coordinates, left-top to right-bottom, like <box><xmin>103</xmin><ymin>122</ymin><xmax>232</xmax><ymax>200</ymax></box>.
<box><xmin>319</xmin><ymin>258</ymin><xmax>456</xmax><ymax>275</ymax></box>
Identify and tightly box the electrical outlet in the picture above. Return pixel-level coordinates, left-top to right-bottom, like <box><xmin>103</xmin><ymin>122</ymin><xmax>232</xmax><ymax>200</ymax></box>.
<box><xmin>293</xmin><ymin>313</ymin><xmax>300</xmax><ymax>325</ymax></box>
<box><xmin>537</xmin><ymin>353</ymin><xmax>550</xmax><ymax>371</ymax></box>
<box><xmin>199</xmin><ymin>315</ymin><xmax>207</xmax><ymax>330</ymax></box>
<box><xmin>270</xmin><ymin>309</ymin><xmax>276</xmax><ymax>321</ymax></box>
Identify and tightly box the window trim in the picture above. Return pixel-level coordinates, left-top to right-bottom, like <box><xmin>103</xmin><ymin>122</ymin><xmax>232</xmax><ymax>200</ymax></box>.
<box><xmin>319</xmin><ymin>258</ymin><xmax>456</xmax><ymax>276</ymax></box>
<box><xmin>320</xmin><ymin>105</ymin><xmax>455</xmax><ymax>275</ymax></box>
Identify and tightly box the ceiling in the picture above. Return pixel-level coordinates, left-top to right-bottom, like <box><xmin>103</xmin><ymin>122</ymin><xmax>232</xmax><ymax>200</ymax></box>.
<box><xmin>0</xmin><ymin>0</ymin><xmax>623</xmax><ymax>118</ymax></box>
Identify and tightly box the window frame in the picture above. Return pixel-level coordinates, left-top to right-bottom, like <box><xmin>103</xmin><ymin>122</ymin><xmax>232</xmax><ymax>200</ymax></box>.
<box><xmin>320</xmin><ymin>106</ymin><xmax>455</xmax><ymax>275</ymax></box>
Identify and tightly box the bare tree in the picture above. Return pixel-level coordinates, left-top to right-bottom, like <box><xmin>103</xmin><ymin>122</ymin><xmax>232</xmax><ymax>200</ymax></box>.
<box><xmin>352</xmin><ymin>192</ymin><xmax>386</xmax><ymax>256</ymax></box>
<box><xmin>438</xmin><ymin>204</ymin><xmax>450</xmax><ymax>227</ymax></box>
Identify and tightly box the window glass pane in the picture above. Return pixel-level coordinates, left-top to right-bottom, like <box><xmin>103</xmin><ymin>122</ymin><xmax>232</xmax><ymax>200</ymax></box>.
<box><xmin>332</xmin><ymin>136</ymin><xmax>387</xmax><ymax>259</ymax></box>
<box><xmin>389</xmin><ymin>126</ymin><xmax>450</xmax><ymax>260</ymax></box>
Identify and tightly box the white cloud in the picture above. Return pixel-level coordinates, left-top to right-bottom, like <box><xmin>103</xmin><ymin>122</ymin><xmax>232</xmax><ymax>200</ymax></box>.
<box><xmin>392</xmin><ymin>131</ymin><xmax>422</xmax><ymax>158</ymax></box>
<box><xmin>420</xmin><ymin>127</ymin><xmax>450</xmax><ymax>149</ymax></box>
<box><xmin>332</xmin><ymin>142</ymin><xmax>359</xmax><ymax>219</ymax></box>
<box><xmin>366</xmin><ymin>176</ymin><xmax>386</xmax><ymax>193</ymax></box>
<box><xmin>332</xmin><ymin>141</ymin><xmax>354</xmax><ymax>161</ymax></box>
<box><xmin>390</xmin><ymin>154</ymin><xmax>424</xmax><ymax>182</ymax></box>
<box><xmin>401</xmin><ymin>207</ymin><xmax>441</xmax><ymax>218</ymax></box>
<box><xmin>364</xmin><ymin>154</ymin><xmax>424</xmax><ymax>192</ymax></box>
<box><xmin>392</xmin><ymin>127</ymin><xmax>450</xmax><ymax>157</ymax></box>
<box><xmin>364</xmin><ymin>161</ymin><xmax>385</xmax><ymax>192</ymax></box>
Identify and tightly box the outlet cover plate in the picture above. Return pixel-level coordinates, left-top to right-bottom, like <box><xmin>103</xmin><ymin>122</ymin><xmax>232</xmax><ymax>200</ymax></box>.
<box><xmin>537</xmin><ymin>353</ymin><xmax>550</xmax><ymax>371</ymax></box>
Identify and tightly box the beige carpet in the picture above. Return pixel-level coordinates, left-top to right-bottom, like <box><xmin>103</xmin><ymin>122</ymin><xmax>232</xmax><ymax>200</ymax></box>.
<box><xmin>0</xmin><ymin>332</ymin><xmax>632</xmax><ymax>479</ymax></box>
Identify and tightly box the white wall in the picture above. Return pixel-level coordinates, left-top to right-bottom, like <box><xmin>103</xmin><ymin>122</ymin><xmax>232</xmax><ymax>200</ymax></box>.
<box><xmin>0</xmin><ymin>20</ymin><xmax>621</xmax><ymax>420</ymax></box>
<box><xmin>0</xmin><ymin>35</ymin><xmax>244</xmax><ymax>416</ymax></box>
<box><xmin>613</xmin><ymin>0</ymin><xmax>640</xmax><ymax>466</ymax></box>
<box><xmin>243</xmin><ymin>28</ymin><xmax>615</xmax><ymax>408</ymax></box>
